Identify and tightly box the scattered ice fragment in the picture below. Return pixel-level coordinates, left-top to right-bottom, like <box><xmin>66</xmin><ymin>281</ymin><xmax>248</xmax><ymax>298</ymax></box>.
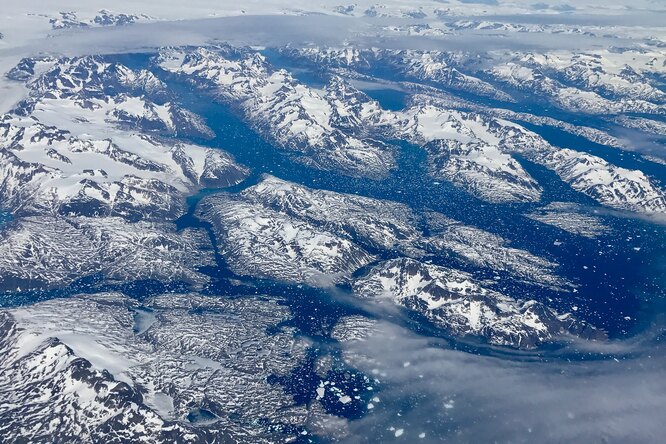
<box><xmin>403</xmin><ymin>361</ymin><xmax>411</xmax><ymax>367</ymax></box>
<box><xmin>419</xmin><ymin>433</ymin><xmax>426</xmax><ymax>439</ymax></box>
<box><xmin>339</xmin><ymin>395</ymin><xmax>352</xmax><ymax>404</ymax></box>
<box><xmin>367</xmin><ymin>403</ymin><xmax>375</xmax><ymax>410</ymax></box>
<box><xmin>395</xmin><ymin>429</ymin><xmax>404</xmax><ymax>437</ymax></box>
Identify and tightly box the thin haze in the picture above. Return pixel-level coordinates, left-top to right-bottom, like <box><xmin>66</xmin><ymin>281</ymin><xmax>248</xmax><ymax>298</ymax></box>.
<box><xmin>5</xmin><ymin>13</ymin><xmax>659</xmax><ymax>59</ymax></box>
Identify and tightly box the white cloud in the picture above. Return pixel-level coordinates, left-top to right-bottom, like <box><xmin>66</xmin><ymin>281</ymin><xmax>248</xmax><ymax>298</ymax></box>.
<box><xmin>340</xmin><ymin>320</ymin><xmax>666</xmax><ymax>443</ymax></box>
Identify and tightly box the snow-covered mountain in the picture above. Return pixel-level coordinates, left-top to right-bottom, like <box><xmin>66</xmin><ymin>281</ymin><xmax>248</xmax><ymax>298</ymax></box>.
<box><xmin>354</xmin><ymin>258</ymin><xmax>603</xmax><ymax>348</ymax></box>
<box><xmin>323</xmin><ymin>73</ymin><xmax>666</xmax><ymax>212</ymax></box>
<box><xmin>490</xmin><ymin>57</ymin><xmax>665</xmax><ymax>116</ymax></box>
<box><xmin>0</xmin><ymin>216</ymin><xmax>214</xmax><ymax>292</ymax></box>
<box><xmin>424</xmin><ymin>138</ymin><xmax>543</xmax><ymax>203</ymax></box>
<box><xmin>0</xmin><ymin>54</ymin><xmax>253</xmax><ymax>295</ymax></box>
<box><xmin>296</xmin><ymin>75</ymin><xmax>546</xmax><ymax>204</ymax></box>
<box><xmin>280</xmin><ymin>47</ymin><xmax>513</xmax><ymax>102</ymax></box>
<box><xmin>282</xmin><ymin>45</ymin><xmax>666</xmax><ymax>114</ymax></box>
<box><xmin>0</xmin><ymin>3</ymin><xmax>663</xmax><ymax>443</ymax></box>
<box><xmin>0</xmin><ymin>55</ymin><xmax>249</xmax><ymax>221</ymax></box>
<box><xmin>244</xmin><ymin>175</ymin><xmax>422</xmax><ymax>252</ymax></box>
<box><xmin>193</xmin><ymin>175</ymin><xmax>595</xmax><ymax>347</ymax></box>
<box><xmin>0</xmin><ymin>115</ymin><xmax>247</xmax><ymax>220</ymax></box>
<box><xmin>242</xmin><ymin>176</ymin><xmax>563</xmax><ymax>287</ymax></box>
<box><xmin>194</xmin><ymin>175</ymin><xmax>570</xmax><ymax>296</ymax></box>
<box><xmin>14</xmin><ymin>56</ymin><xmax>212</xmax><ymax>139</ymax></box>
<box><xmin>197</xmin><ymin>192</ymin><xmax>375</xmax><ymax>286</ymax></box>
<box><xmin>153</xmin><ymin>45</ymin><xmax>666</xmax><ymax>214</ymax></box>
<box><xmin>543</xmin><ymin>149</ymin><xmax>666</xmax><ymax>214</ymax></box>
<box><xmin>159</xmin><ymin>47</ymin><xmax>395</xmax><ymax>179</ymax></box>
<box><xmin>422</xmin><ymin>212</ymin><xmax>568</xmax><ymax>289</ymax></box>
<box><xmin>0</xmin><ymin>292</ymin><xmax>319</xmax><ymax>443</ymax></box>
<box><xmin>48</xmin><ymin>10</ymin><xmax>151</xmax><ymax>29</ymax></box>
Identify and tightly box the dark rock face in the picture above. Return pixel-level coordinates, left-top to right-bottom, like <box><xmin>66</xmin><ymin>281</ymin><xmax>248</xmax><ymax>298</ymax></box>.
<box><xmin>93</xmin><ymin>10</ymin><xmax>142</xmax><ymax>27</ymax></box>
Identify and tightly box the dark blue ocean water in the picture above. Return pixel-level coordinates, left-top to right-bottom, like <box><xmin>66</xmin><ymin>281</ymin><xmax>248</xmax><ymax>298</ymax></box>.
<box><xmin>0</xmin><ymin>212</ymin><xmax>10</xmax><ymax>228</ymax></box>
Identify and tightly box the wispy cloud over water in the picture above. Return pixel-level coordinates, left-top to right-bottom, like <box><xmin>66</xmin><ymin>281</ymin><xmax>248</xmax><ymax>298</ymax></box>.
<box><xmin>340</xmin><ymin>321</ymin><xmax>666</xmax><ymax>443</ymax></box>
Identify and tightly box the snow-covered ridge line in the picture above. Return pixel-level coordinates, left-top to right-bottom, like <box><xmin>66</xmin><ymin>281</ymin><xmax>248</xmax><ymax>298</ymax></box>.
<box><xmin>543</xmin><ymin>149</ymin><xmax>666</xmax><ymax>214</ymax></box>
<box><xmin>10</xmin><ymin>55</ymin><xmax>214</xmax><ymax>139</ymax></box>
<box><xmin>353</xmin><ymin>257</ymin><xmax>604</xmax><ymax>348</ymax></box>
<box><xmin>329</xmin><ymin>77</ymin><xmax>666</xmax><ymax>212</ymax></box>
<box><xmin>0</xmin><ymin>56</ymin><xmax>249</xmax><ymax>221</ymax></box>
<box><xmin>280</xmin><ymin>47</ymin><xmax>515</xmax><ymax>103</ymax></box>
<box><xmin>280</xmin><ymin>46</ymin><xmax>666</xmax><ymax>110</ymax></box>
<box><xmin>195</xmin><ymin>176</ymin><xmax>588</xmax><ymax>346</ymax></box>
<box><xmin>156</xmin><ymin>45</ymin><xmax>666</xmax><ymax>213</ymax></box>
<box><xmin>0</xmin><ymin>114</ymin><xmax>247</xmax><ymax>220</ymax></box>
<box><xmin>7</xmin><ymin>48</ymin><xmax>662</xmax><ymax>219</ymax></box>
<box><xmin>199</xmin><ymin>175</ymin><xmax>568</xmax><ymax>290</ymax></box>
<box><xmin>197</xmin><ymin>191</ymin><xmax>376</xmax><ymax>287</ymax></box>
<box><xmin>158</xmin><ymin>46</ymin><xmax>395</xmax><ymax>179</ymax></box>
